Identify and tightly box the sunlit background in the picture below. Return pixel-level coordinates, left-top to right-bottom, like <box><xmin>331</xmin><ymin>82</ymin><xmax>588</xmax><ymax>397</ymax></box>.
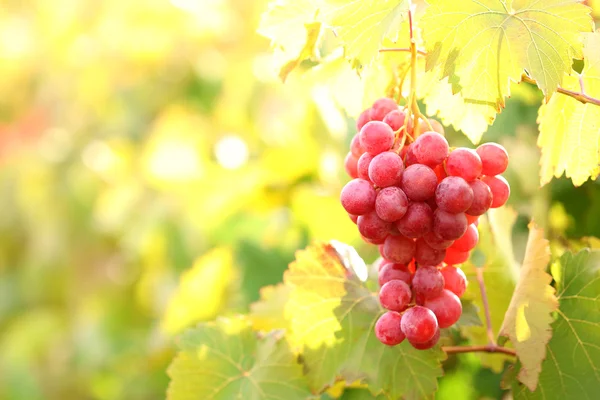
<box><xmin>0</xmin><ymin>1</ymin><xmax>599</xmax><ymax>399</ymax></box>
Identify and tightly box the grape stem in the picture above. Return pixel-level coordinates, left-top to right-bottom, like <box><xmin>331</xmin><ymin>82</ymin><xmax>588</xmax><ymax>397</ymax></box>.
<box><xmin>476</xmin><ymin>267</ymin><xmax>496</xmax><ymax>346</ymax></box>
<box><xmin>442</xmin><ymin>345</ymin><xmax>516</xmax><ymax>356</ymax></box>
<box><xmin>379</xmin><ymin>47</ymin><xmax>427</xmax><ymax>56</ymax></box>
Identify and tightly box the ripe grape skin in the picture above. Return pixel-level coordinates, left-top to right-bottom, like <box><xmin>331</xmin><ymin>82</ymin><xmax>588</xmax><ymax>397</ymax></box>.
<box><xmin>344</xmin><ymin>152</ymin><xmax>358</xmax><ymax>178</ymax></box>
<box><xmin>482</xmin><ymin>175</ymin><xmax>510</xmax><ymax>208</ymax></box>
<box><xmin>409</xmin><ymin>328</ymin><xmax>440</xmax><ymax>349</ymax></box>
<box><xmin>418</xmin><ymin>118</ymin><xmax>445</xmax><ymax>136</ymax></box>
<box><xmin>357</xmin><ymin>212</ymin><xmax>390</xmax><ymax>241</ymax></box>
<box><xmin>360</xmin><ymin>121</ymin><xmax>395</xmax><ymax>155</ymax></box>
<box><xmin>348</xmin><ymin>213</ymin><xmax>358</xmax><ymax>224</ymax></box>
<box><xmin>435</xmin><ymin>176</ymin><xmax>474</xmax><ymax>213</ymax></box>
<box><xmin>415</xmin><ymin>239</ymin><xmax>446</xmax><ymax>266</ymax></box>
<box><xmin>434</xmin><ymin>164</ymin><xmax>447</xmax><ymax>183</ymax></box>
<box><xmin>379</xmin><ymin>280</ymin><xmax>412</xmax><ymax>312</ymax></box>
<box><xmin>400</xmin><ymin>305</ymin><xmax>439</xmax><ymax>343</ymax></box>
<box><xmin>477</xmin><ymin>143</ymin><xmax>509</xmax><ymax>176</ymax></box>
<box><xmin>440</xmin><ymin>266</ymin><xmax>467</xmax><ymax>297</ymax></box>
<box><xmin>445</xmin><ymin>148</ymin><xmax>482</xmax><ymax>182</ymax></box>
<box><xmin>433</xmin><ymin>209</ymin><xmax>468</xmax><ymax>240</ymax></box>
<box><xmin>382</xmin><ymin>235</ymin><xmax>416</xmax><ymax>264</ymax></box>
<box><xmin>396</xmin><ymin>202</ymin><xmax>433</xmax><ymax>238</ymax></box>
<box><xmin>412</xmin><ymin>132</ymin><xmax>449</xmax><ymax>167</ymax></box>
<box><xmin>451</xmin><ymin>224</ymin><xmax>478</xmax><ymax>252</ymax></box>
<box><xmin>443</xmin><ymin>247</ymin><xmax>470</xmax><ymax>265</ymax></box>
<box><xmin>357</xmin><ymin>152</ymin><xmax>374</xmax><ymax>180</ymax></box>
<box><xmin>413</xmin><ymin>266</ymin><xmax>445</xmax><ymax>299</ymax></box>
<box><xmin>350</xmin><ymin>134</ymin><xmax>365</xmax><ymax>156</ymax></box>
<box><xmin>375</xmin><ymin>187</ymin><xmax>408</xmax><ymax>222</ymax></box>
<box><xmin>369</xmin><ymin>151</ymin><xmax>405</xmax><ymax>187</ymax></box>
<box><xmin>378</xmin><ymin>262</ymin><xmax>412</xmax><ymax>286</ymax></box>
<box><xmin>370</xmin><ymin>98</ymin><xmax>398</xmax><ymax>121</ymax></box>
<box><xmin>423</xmin><ymin>231</ymin><xmax>454</xmax><ymax>250</ymax></box>
<box><xmin>466</xmin><ymin>179</ymin><xmax>493</xmax><ymax>216</ymax></box>
<box><xmin>383</xmin><ymin>109</ymin><xmax>406</xmax><ymax>131</ymax></box>
<box><xmin>356</xmin><ymin>109</ymin><xmax>372</xmax><ymax>131</ymax></box>
<box><xmin>403</xmin><ymin>145</ymin><xmax>418</xmax><ymax>166</ymax></box>
<box><xmin>401</xmin><ymin>164</ymin><xmax>438</xmax><ymax>201</ymax></box>
<box><xmin>424</xmin><ymin>289</ymin><xmax>462</xmax><ymax>328</ymax></box>
<box><xmin>375</xmin><ymin>311</ymin><xmax>406</xmax><ymax>346</ymax></box>
<box><xmin>340</xmin><ymin>179</ymin><xmax>376</xmax><ymax>215</ymax></box>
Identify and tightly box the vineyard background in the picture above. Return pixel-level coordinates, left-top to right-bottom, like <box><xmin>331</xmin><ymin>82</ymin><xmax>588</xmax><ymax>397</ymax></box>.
<box><xmin>0</xmin><ymin>1</ymin><xmax>600</xmax><ymax>399</ymax></box>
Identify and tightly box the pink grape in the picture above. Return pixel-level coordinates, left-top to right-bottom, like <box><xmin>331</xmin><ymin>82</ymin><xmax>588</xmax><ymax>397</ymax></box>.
<box><xmin>435</xmin><ymin>176</ymin><xmax>474</xmax><ymax>213</ymax></box>
<box><xmin>357</xmin><ymin>152</ymin><xmax>373</xmax><ymax>180</ymax></box>
<box><xmin>344</xmin><ymin>152</ymin><xmax>358</xmax><ymax>178</ymax></box>
<box><xmin>412</xmin><ymin>266</ymin><xmax>445</xmax><ymax>299</ymax></box>
<box><xmin>378</xmin><ymin>262</ymin><xmax>412</xmax><ymax>286</ymax></box>
<box><xmin>466</xmin><ymin>179</ymin><xmax>493</xmax><ymax>216</ymax></box>
<box><xmin>375</xmin><ymin>311</ymin><xmax>405</xmax><ymax>346</ymax></box>
<box><xmin>401</xmin><ymin>164</ymin><xmax>437</xmax><ymax>201</ymax></box>
<box><xmin>370</xmin><ymin>98</ymin><xmax>398</xmax><ymax>121</ymax></box>
<box><xmin>409</xmin><ymin>328</ymin><xmax>440</xmax><ymax>349</ymax></box>
<box><xmin>423</xmin><ymin>231</ymin><xmax>454</xmax><ymax>250</ymax></box>
<box><xmin>382</xmin><ymin>235</ymin><xmax>416</xmax><ymax>264</ymax></box>
<box><xmin>443</xmin><ymin>247</ymin><xmax>470</xmax><ymax>265</ymax></box>
<box><xmin>356</xmin><ymin>109</ymin><xmax>372</xmax><ymax>131</ymax></box>
<box><xmin>477</xmin><ymin>143</ymin><xmax>509</xmax><ymax>176</ymax></box>
<box><xmin>433</xmin><ymin>209</ymin><xmax>468</xmax><ymax>241</ymax></box>
<box><xmin>383</xmin><ymin>109</ymin><xmax>406</xmax><ymax>131</ymax></box>
<box><xmin>403</xmin><ymin>145</ymin><xmax>418</xmax><ymax>166</ymax></box>
<box><xmin>357</xmin><ymin>212</ymin><xmax>390</xmax><ymax>241</ymax></box>
<box><xmin>400</xmin><ymin>306</ymin><xmax>438</xmax><ymax>343</ymax></box>
<box><xmin>440</xmin><ymin>266</ymin><xmax>467</xmax><ymax>297</ymax></box>
<box><xmin>424</xmin><ymin>289</ymin><xmax>462</xmax><ymax>328</ymax></box>
<box><xmin>348</xmin><ymin>213</ymin><xmax>358</xmax><ymax>224</ymax></box>
<box><xmin>340</xmin><ymin>178</ymin><xmax>376</xmax><ymax>215</ymax></box>
<box><xmin>446</xmin><ymin>148</ymin><xmax>482</xmax><ymax>182</ymax></box>
<box><xmin>360</xmin><ymin>121</ymin><xmax>395</xmax><ymax>155</ymax></box>
<box><xmin>482</xmin><ymin>175</ymin><xmax>510</xmax><ymax>208</ymax></box>
<box><xmin>418</xmin><ymin>118</ymin><xmax>444</xmax><ymax>136</ymax></box>
<box><xmin>412</xmin><ymin>132</ymin><xmax>449</xmax><ymax>167</ymax></box>
<box><xmin>451</xmin><ymin>224</ymin><xmax>479</xmax><ymax>252</ymax></box>
<box><xmin>369</xmin><ymin>151</ymin><xmax>405</xmax><ymax>187</ymax></box>
<box><xmin>396</xmin><ymin>202</ymin><xmax>433</xmax><ymax>238</ymax></box>
<box><xmin>415</xmin><ymin>239</ymin><xmax>446</xmax><ymax>266</ymax></box>
<box><xmin>379</xmin><ymin>280</ymin><xmax>411</xmax><ymax>312</ymax></box>
<box><xmin>350</xmin><ymin>134</ymin><xmax>365</xmax><ymax>156</ymax></box>
<box><xmin>375</xmin><ymin>187</ymin><xmax>408</xmax><ymax>222</ymax></box>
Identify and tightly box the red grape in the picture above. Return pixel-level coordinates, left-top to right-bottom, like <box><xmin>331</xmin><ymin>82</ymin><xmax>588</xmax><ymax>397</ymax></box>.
<box><xmin>466</xmin><ymin>179</ymin><xmax>493</xmax><ymax>216</ymax></box>
<box><xmin>443</xmin><ymin>247</ymin><xmax>470</xmax><ymax>265</ymax></box>
<box><xmin>360</xmin><ymin>121</ymin><xmax>395</xmax><ymax>155</ymax></box>
<box><xmin>433</xmin><ymin>209</ymin><xmax>468</xmax><ymax>240</ymax></box>
<box><xmin>477</xmin><ymin>143</ymin><xmax>508</xmax><ymax>176</ymax></box>
<box><xmin>418</xmin><ymin>118</ymin><xmax>444</xmax><ymax>136</ymax></box>
<box><xmin>348</xmin><ymin>213</ymin><xmax>358</xmax><ymax>224</ymax></box>
<box><xmin>401</xmin><ymin>306</ymin><xmax>438</xmax><ymax>343</ymax></box>
<box><xmin>440</xmin><ymin>266</ymin><xmax>467</xmax><ymax>297</ymax></box>
<box><xmin>412</xmin><ymin>132</ymin><xmax>449</xmax><ymax>167</ymax></box>
<box><xmin>379</xmin><ymin>280</ymin><xmax>411</xmax><ymax>312</ymax></box>
<box><xmin>396</xmin><ymin>202</ymin><xmax>433</xmax><ymax>238</ymax></box>
<box><xmin>401</xmin><ymin>164</ymin><xmax>437</xmax><ymax>201</ymax></box>
<box><xmin>434</xmin><ymin>164</ymin><xmax>447</xmax><ymax>183</ymax></box>
<box><xmin>357</xmin><ymin>152</ymin><xmax>373</xmax><ymax>180</ymax></box>
<box><xmin>423</xmin><ymin>231</ymin><xmax>454</xmax><ymax>250</ymax></box>
<box><xmin>379</xmin><ymin>262</ymin><xmax>412</xmax><ymax>286</ymax></box>
<box><xmin>340</xmin><ymin>178</ymin><xmax>376</xmax><ymax>215</ymax></box>
<box><xmin>357</xmin><ymin>212</ymin><xmax>390</xmax><ymax>241</ymax></box>
<box><xmin>466</xmin><ymin>214</ymin><xmax>479</xmax><ymax>225</ymax></box>
<box><xmin>383</xmin><ymin>109</ymin><xmax>406</xmax><ymax>131</ymax></box>
<box><xmin>435</xmin><ymin>176</ymin><xmax>474</xmax><ymax>213</ymax></box>
<box><xmin>370</xmin><ymin>98</ymin><xmax>398</xmax><ymax>121</ymax></box>
<box><xmin>445</xmin><ymin>148</ymin><xmax>482</xmax><ymax>182</ymax></box>
<box><xmin>415</xmin><ymin>239</ymin><xmax>446</xmax><ymax>266</ymax></box>
<box><xmin>369</xmin><ymin>151</ymin><xmax>405</xmax><ymax>187</ymax></box>
<box><xmin>350</xmin><ymin>134</ymin><xmax>365</xmax><ymax>157</ymax></box>
<box><xmin>356</xmin><ymin>109</ymin><xmax>372</xmax><ymax>131</ymax></box>
<box><xmin>382</xmin><ymin>235</ymin><xmax>416</xmax><ymax>264</ymax></box>
<box><xmin>482</xmin><ymin>175</ymin><xmax>510</xmax><ymax>208</ymax></box>
<box><xmin>375</xmin><ymin>187</ymin><xmax>408</xmax><ymax>222</ymax></box>
<box><xmin>375</xmin><ymin>311</ymin><xmax>405</xmax><ymax>346</ymax></box>
<box><xmin>344</xmin><ymin>152</ymin><xmax>358</xmax><ymax>178</ymax></box>
<box><xmin>409</xmin><ymin>328</ymin><xmax>440</xmax><ymax>349</ymax></box>
<box><xmin>424</xmin><ymin>289</ymin><xmax>462</xmax><ymax>328</ymax></box>
<box><xmin>413</xmin><ymin>265</ymin><xmax>445</xmax><ymax>299</ymax></box>
<box><xmin>403</xmin><ymin>145</ymin><xmax>418</xmax><ymax>166</ymax></box>
<box><xmin>451</xmin><ymin>224</ymin><xmax>478</xmax><ymax>252</ymax></box>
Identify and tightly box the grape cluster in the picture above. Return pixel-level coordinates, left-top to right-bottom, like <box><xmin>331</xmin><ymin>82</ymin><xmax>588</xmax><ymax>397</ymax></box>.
<box><xmin>340</xmin><ymin>98</ymin><xmax>510</xmax><ymax>349</ymax></box>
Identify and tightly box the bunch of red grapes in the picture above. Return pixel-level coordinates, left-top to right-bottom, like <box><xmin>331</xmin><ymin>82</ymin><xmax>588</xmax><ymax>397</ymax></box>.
<box><xmin>340</xmin><ymin>98</ymin><xmax>510</xmax><ymax>349</ymax></box>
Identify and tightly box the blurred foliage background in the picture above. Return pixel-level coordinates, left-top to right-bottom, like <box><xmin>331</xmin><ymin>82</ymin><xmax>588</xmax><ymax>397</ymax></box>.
<box><xmin>0</xmin><ymin>1</ymin><xmax>598</xmax><ymax>399</ymax></box>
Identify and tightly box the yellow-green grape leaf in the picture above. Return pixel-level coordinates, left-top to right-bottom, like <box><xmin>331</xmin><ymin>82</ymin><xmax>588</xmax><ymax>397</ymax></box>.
<box><xmin>279</xmin><ymin>22</ymin><xmax>323</xmax><ymax>81</ymax></box>
<box><xmin>513</xmin><ymin>250</ymin><xmax>600</xmax><ymax>399</ymax></box>
<box><xmin>249</xmin><ymin>284</ymin><xmax>291</xmax><ymax>332</ymax></box>
<box><xmin>498</xmin><ymin>223</ymin><xmax>558</xmax><ymax>391</ymax></box>
<box><xmin>538</xmin><ymin>31</ymin><xmax>600</xmax><ymax>187</ymax></box>
<box><xmin>461</xmin><ymin>208</ymin><xmax>519</xmax><ymax>372</ymax></box>
<box><xmin>323</xmin><ymin>0</ymin><xmax>409</xmax><ymax>67</ymax></box>
<box><xmin>167</xmin><ymin>317</ymin><xmax>312</xmax><ymax>400</ymax></box>
<box><xmin>422</xmin><ymin>0</ymin><xmax>593</xmax><ymax>114</ymax></box>
<box><xmin>285</xmin><ymin>242</ymin><xmax>445</xmax><ymax>399</ymax></box>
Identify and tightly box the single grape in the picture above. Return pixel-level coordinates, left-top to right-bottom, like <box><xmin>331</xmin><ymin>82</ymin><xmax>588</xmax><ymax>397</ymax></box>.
<box><xmin>401</xmin><ymin>164</ymin><xmax>438</xmax><ymax>201</ymax></box>
<box><xmin>375</xmin><ymin>186</ymin><xmax>409</xmax><ymax>222</ymax></box>
<box><xmin>451</xmin><ymin>224</ymin><xmax>479</xmax><ymax>252</ymax></box>
<box><xmin>370</xmin><ymin>98</ymin><xmax>398</xmax><ymax>121</ymax></box>
<box><xmin>423</xmin><ymin>231</ymin><xmax>454</xmax><ymax>250</ymax></box>
<box><xmin>357</xmin><ymin>152</ymin><xmax>374</xmax><ymax>180</ymax></box>
<box><xmin>360</xmin><ymin>121</ymin><xmax>395</xmax><ymax>155</ymax></box>
<box><xmin>424</xmin><ymin>289</ymin><xmax>462</xmax><ymax>328</ymax></box>
<box><xmin>440</xmin><ymin>266</ymin><xmax>467</xmax><ymax>297</ymax></box>
<box><xmin>413</xmin><ymin>266</ymin><xmax>445</xmax><ymax>299</ymax></box>
<box><xmin>435</xmin><ymin>176</ymin><xmax>474</xmax><ymax>213</ymax></box>
<box><xmin>350</xmin><ymin>134</ymin><xmax>365</xmax><ymax>157</ymax></box>
<box><xmin>383</xmin><ymin>109</ymin><xmax>406</xmax><ymax>131</ymax></box>
<box><xmin>375</xmin><ymin>311</ymin><xmax>405</xmax><ymax>346</ymax></box>
<box><xmin>415</xmin><ymin>239</ymin><xmax>446</xmax><ymax>266</ymax></box>
<box><xmin>369</xmin><ymin>151</ymin><xmax>405</xmax><ymax>187</ymax></box>
<box><xmin>433</xmin><ymin>209</ymin><xmax>468</xmax><ymax>240</ymax></box>
<box><xmin>379</xmin><ymin>280</ymin><xmax>412</xmax><ymax>312</ymax></box>
<box><xmin>382</xmin><ymin>235</ymin><xmax>416</xmax><ymax>264</ymax></box>
<box><xmin>340</xmin><ymin>179</ymin><xmax>376</xmax><ymax>215</ymax></box>
<box><xmin>348</xmin><ymin>213</ymin><xmax>358</xmax><ymax>224</ymax></box>
<box><xmin>443</xmin><ymin>247</ymin><xmax>470</xmax><ymax>265</ymax></box>
<box><xmin>418</xmin><ymin>118</ymin><xmax>444</xmax><ymax>136</ymax></box>
<box><xmin>445</xmin><ymin>148</ymin><xmax>482</xmax><ymax>182</ymax></box>
<box><xmin>378</xmin><ymin>262</ymin><xmax>412</xmax><ymax>286</ymax></box>
<box><xmin>409</xmin><ymin>328</ymin><xmax>440</xmax><ymax>350</ymax></box>
<box><xmin>396</xmin><ymin>202</ymin><xmax>433</xmax><ymax>238</ymax></box>
<box><xmin>403</xmin><ymin>144</ymin><xmax>418</xmax><ymax>166</ymax></box>
<box><xmin>412</xmin><ymin>132</ymin><xmax>449</xmax><ymax>167</ymax></box>
<box><xmin>400</xmin><ymin>305</ymin><xmax>439</xmax><ymax>343</ymax></box>
<box><xmin>466</xmin><ymin>179</ymin><xmax>493</xmax><ymax>216</ymax></box>
<box><xmin>344</xmin><ymin>152</ymin><xmax>358</xmax><ymax>178</ymax></box>
<box><xmin>482</xmin><ymin>175</ymin><xmax>510</xmax><ymax>208</ymax></box>
<box><xmin>476</xmin><ymin>143</ymin><xmax>509</xmax><ymax>176</ymax></box>
<box><xmin>356</xmin><ymin>108</ymin><xmax>372</xmax><ymax>131</ymax></box>
<box><xmin>357</xmin><ymin>212</ymin><xmax>390</xmax><ymax>242</ymax></box>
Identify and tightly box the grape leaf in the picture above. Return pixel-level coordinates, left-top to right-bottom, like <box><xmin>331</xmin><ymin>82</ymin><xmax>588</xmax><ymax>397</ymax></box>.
<box><xmin>279</xmin><ymin>22</ymin><xmax>323</xmax><ymax>81</ymax></box>
<box><xmin>323</xmin><ymin>0</ymin><xmax>409</xmax><ymax>67</ymax></box>
<box><xmin>422</xmin><ymin>0</ymin><xmax>593</xmax><ymax>114</ymax></box>
<box><xmin>456</xmin><ymin>299</ymin><xmax>483</xmax><ymax>327</ymax></box>
<box><xmin>249</xmin><ymin>284</ymin><xmax>291</xmax><ymax>332</ymax></box>
<box><xmin>499</xmin><ymin>223</ymin><xmax>558</xmax><ymax>391</ymax></box>
<box><xmin>167</xmin><ymin>317</ymin><xmax>312</xmax><ymax>400</ymax></box>
<box><xmin>285</xmin><ymin>242</ymin><xmax>445</xmax><ymax>399</ymax></box>
<box><xmin>513</xmin><ymin>250</ymin><xmax>600</xmax><ymax>399</ymax></box>
<box><xmin>538</xmin><ymin>31</ymin><xmax>600</xmax><ymax>187</ymax></box>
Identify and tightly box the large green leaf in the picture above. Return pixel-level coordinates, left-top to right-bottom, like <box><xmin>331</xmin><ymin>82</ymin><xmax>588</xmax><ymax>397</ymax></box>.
<box><xmin>285</xmin><ymin>243</ymin><xmax>445</xmax><ymax>399</ymax></box>
<box><xmin>167</xmin><ymin>317</ymin><xmax>312</xmax><ymax>400</ymax></box>
<box><xmin>514</xmin><ymin>250</ymin><xmax>600</xmax><ymax>399</ymax></box>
